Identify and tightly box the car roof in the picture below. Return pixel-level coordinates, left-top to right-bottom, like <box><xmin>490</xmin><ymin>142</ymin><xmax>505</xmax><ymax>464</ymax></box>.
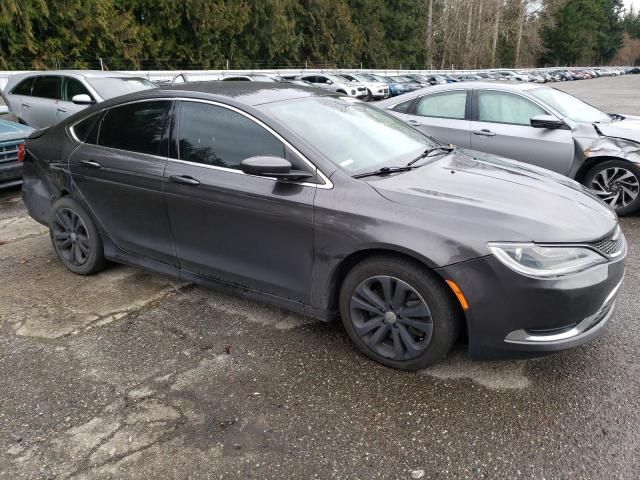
<box><xmin>5</xmin><ymin>70</ymin><xmax>148</xmax><ymax>86</ymax></box>
<box><xmin>155</xmin><ymin>81</ymin><xmax>337</xmax><ymax>106</ymax></box>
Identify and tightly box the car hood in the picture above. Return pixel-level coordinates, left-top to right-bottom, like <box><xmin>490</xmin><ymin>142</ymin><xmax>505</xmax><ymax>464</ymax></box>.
<box><xmin>368</xmin><ymin>150</ymin><xmax>616</xmax><ymax>243</ymax></box>
<box><xmin>595</xmin><ymin>115</ymin><xmax>640</xmax><ymax>143</ymax></box>
<box><xmin>0</xmin><ymin>118</ymin><xmax>33</xmax><ymax>142</ymax></box>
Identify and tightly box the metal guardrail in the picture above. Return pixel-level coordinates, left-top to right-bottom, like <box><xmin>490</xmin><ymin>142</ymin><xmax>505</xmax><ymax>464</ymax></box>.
<box><xmin>0</xmin><ymin>66</ymin><xmax>627</xmax><ymax>89</ymax></box>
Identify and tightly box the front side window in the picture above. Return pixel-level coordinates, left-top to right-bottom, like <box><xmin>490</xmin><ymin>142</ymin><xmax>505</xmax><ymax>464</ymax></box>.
<box><xmin>86</xmin><ymin>77</ymin><xmax>155</xmax><ymax>100</ymax></box>
<box><xmin>63</xmin><ymin>78</ymin><xmax>93</xmax><ymax>102</ymax></box>
<box><xmin>478</xmin><ymin>91</ymin><xmax>545</xmax><ymax>125</ymax></box>
<box><xmin>177</xmin><ymin>101</ymin><xmax>285</xmax><ymax>170</ymax></box>
<box><xmin>259</xmin><ymin>97</ymin><xmax>438</xmax><ymax>175</ymax></box>
<box><xmin>529</xmin><ymin>87</ymin><xmax>610</xmax><ymax>123</ymax></box>
<box><xmin>32</xmin><ymin>76</ymin><xmax>61</xmax><ymax>100</ymax></box>
<box><xmin>99</xmin><ymin>101</ymin><xmax>171</xmax><ymax>155</ymax></box>
<box><xmin>416</xmin><ymin>91</ymin><xmax>467</xmax><ymax>120</ymax></box>
<box><xmin>11</xmin><ymin>77</ymin><xmax>35</xmax><ymax>96</ymax></box>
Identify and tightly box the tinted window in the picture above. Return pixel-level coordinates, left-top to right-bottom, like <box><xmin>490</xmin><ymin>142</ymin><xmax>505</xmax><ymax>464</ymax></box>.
<box><xmin>12</xmin><ymin>77</ymin><xmax>35</xmax><ymax>96</ymax></box>
<box><xmin>478</xmin><ymin>91</ymin><xmax>545</xmax><ymax>125</ymax></box>
<box><xmin>391</xmin><ymin>99</ymin><xmax>415</xmax><ymax>114</ymax></box>
<box><xmin>86</xmin><ymin>77</ymin><xmax>155</xmax><ymax>99</ymax></box>
<box><xmin>63</xmin><ymin>78</ymin><xmax>92</xmax><ymax>102</ymax></box>
<box><xmin>177</xmin><ymin>101</ymin><xmax>284</xmax><ymax>170</ymax></box>
<box><xmin>99</xmin><ymin>101</ymin><xmax>171</xmax><ymax>155</ymax></box>
<box><xmin>72</xmin><ymin>113</ymin><xmax>102</xmax><ymax>144</ymax></box>
<box><xmin>416</xmin><ymin>91</ymin><xmax>467</xmax><ymax>119</ymax></box>
<box><xmin>32</xmin><ymin>76</ymin><xmax>62</xmax><ymax>99</ymax></box>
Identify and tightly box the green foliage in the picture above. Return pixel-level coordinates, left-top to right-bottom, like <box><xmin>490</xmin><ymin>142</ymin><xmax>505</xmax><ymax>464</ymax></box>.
<box><xmin>0</xmin><ymin>0</ymin><xmax>629</xmax><ymax>70</ymax></box>
<box><xmin>541</xmin><ymin>0</ymin><xmax>624</xmax><ymax>66</ymax></box>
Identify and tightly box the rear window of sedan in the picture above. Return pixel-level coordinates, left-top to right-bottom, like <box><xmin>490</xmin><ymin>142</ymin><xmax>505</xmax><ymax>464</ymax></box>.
<box><xmin>86</xmin><ymin>77</ymin><xmax>156</xmax><ymax>99</ymax></box>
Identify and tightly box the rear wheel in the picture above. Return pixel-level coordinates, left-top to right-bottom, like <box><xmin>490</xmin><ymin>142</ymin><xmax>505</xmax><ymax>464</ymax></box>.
<box><xmin>584</xmin><ymin>160</ymin><xmax>640</xmax><ymax>216</ymax></box>
<box><xmin>49</xmin><ymin>197</ymin><xmax>106</xmax><ymax>275</ymax></box>
<box><xmin>339</xmin><ymin>256</ymin><xmax>461</xmax><ymax>370</ymax></box>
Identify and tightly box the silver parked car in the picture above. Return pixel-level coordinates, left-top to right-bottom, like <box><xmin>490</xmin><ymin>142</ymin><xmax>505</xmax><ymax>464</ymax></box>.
<box><xmin>377</xmin><ymin>82</ymin><xmax>640</xmax><ymax>215</ymax></box>
<box><xmin>4</xmin><ymin>71</ymin><xmax>156</xmax><ymax>128</ymax></box>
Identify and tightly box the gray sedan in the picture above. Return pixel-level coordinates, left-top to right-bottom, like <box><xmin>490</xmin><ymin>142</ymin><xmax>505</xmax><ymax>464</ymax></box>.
<box><xmin>378</xmin><ymin>82</ymin><xmax>640</xmax><ymax>215</ymax></box>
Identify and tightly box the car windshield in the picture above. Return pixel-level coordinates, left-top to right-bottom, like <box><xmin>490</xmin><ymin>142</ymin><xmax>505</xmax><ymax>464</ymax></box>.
<box><xmin>87</xmin><ymin>77</ymin><xmax>156</xmax><ymax>99</ymax></box>
<box><xmin>259</xmin><ymin>97</ymin><xmax>437</xmax><ymax>175</ymax></box>
<box><xmin>530</xmin><ymin>87</ymin><xmax>611</xmax><ymax>123</ymax></box>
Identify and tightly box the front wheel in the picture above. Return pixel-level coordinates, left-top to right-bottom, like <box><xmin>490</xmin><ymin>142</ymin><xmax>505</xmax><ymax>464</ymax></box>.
<box><xmin>584</xmin><ymin>160</ymin><xmax>640</xmax><ymax>216</ymax></box>
<box><xmin>339</xmin><ymin>256</ymin><xmax>461</xmax><ymax>370</ymax></box>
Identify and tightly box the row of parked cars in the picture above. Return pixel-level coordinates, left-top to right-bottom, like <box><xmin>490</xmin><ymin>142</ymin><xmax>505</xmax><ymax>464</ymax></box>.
<box><xmin>2</xmin><ymin>67</ymin><xmax>640</xmax><ymax>215</ymax></box>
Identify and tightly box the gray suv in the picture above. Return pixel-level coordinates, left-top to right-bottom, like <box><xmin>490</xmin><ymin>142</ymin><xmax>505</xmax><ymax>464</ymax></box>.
<box><xmin>378</xmin><ymin>82</ymin><xmax>640</xmax><ymax>215</ymax></box>
<box><xmin>4</xmin><ymin>71</ymin><xmax>156</xmax><ymax>128</ymax></box>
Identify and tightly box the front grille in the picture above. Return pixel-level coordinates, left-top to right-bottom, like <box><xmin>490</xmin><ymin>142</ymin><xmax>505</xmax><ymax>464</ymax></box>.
<box><xmin>0</xmin><ymin>140</ymin><xmax>21</xmax><ymax>164</ymax></box>
<box><xmin>588</xmin><ymin>226</ymin><xmax>625</xmax><ymax>258</ymax></box>
<box><xmin>357</xmin><ymin>87</ymin><xmax>366</xmax><ymax>91</ymax></box>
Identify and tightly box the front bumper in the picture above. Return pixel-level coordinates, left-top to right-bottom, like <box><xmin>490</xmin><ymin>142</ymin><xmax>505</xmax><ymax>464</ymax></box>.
<box><xmin>0</xmin><ymin>160</ymin><xmax>22</xmax><ymax>188</ymax></box>
<box><xmin>437</xmin><ymin>254</ymin><xmax>626</xmax><ymax>360</ymax></box>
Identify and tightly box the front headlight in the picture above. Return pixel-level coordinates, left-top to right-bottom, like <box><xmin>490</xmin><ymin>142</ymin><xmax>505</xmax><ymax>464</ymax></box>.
<box><xmin>487</xmin><ymin>243</ymin><xmax>607</xmax><ymax>278</ymax></box>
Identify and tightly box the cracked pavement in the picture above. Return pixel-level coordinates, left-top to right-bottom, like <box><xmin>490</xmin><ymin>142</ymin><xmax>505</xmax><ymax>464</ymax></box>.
<box><xmin>1</xmin><ymin>76</ymin><xmax>640</xmax><ymax>479</ymax></box>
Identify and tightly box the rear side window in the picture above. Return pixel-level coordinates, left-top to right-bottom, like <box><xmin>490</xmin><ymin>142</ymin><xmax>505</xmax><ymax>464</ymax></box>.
<box><xmin>99</xmin><ymin>101</ymin><xmax>171</xmax><ymax>155</ymax></box>
<box><xmin>11</xmin><ymin>77</ymin><xmax>35</xmax><ymax>96</ymax></box>
<box><xmin>32</xmin><ymin>76</ymin><xmax>62</xmax><ymax>100</ymax></box>
<box><xmin>63</xmin><ymin>78</ymin><xmax>93</xmax><ymax>102</ymax></box>
<box><xmin>416</xmin><ymin>91</ymin><xmax>467</xmax><ymax>120</ymax></box>
<box><xmin>177</xmin><ymin>101</ymin><xmax>284</xmax><ymax>170</ymax></box>
<box><xmin>391</xmin><ymin>99</ymin><xmax>415</xmax><ymax>114</ymax></box>
<box><xmin>478</xmin><ymin>91</ymin><xmax>546</xmax><ymax>125</ymax></box>
<box><xmin>72</xmin><ymin>113</ymin><xmax>102</xmax><ymax>144</ymax></box>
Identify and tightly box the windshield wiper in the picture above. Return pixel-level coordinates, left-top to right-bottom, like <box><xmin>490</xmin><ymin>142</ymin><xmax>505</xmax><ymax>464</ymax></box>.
<box><xmin>406</xmin><ymin>145</ymin><xmax>455</xmax><ymax>167</ymax></box>
<box><xmin>352</xmin><ymin>166</ymin><xmax>414</xmax><ymax>179</ymax></box>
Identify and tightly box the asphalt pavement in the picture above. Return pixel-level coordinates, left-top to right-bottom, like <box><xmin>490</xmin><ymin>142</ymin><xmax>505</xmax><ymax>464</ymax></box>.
<box><xmin>1</xmin><ymin>75</ymin><xmax>639</xmax><ymax>479</ymax></box>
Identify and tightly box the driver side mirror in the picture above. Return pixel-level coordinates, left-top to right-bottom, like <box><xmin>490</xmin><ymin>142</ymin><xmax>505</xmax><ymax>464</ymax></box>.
<box><xmin>240</xmin><ymin>156</ymin><xmax>313</xmax><ymax>181</ymax></box>
<box><xmin>71</xmin><ymin>94</ymin><xmax>95</xmax><ymax>105</ymax></box>
<box><xmin>530</xmin><ymin>114</ymin><xmax>566</xmax><ymax>130</ymax></box>
<box><xmin>326</xmin><ymin>80</ymin><xmax>333</xmax><ymax>85</ymax></box>
<box><xmin>0</xmin><ymin>105</ymin><xmax>9</xmax><ymax>115</ymax></box>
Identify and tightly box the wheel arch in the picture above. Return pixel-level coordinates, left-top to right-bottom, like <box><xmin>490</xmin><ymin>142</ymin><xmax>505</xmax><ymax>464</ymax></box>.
<box><xmin>574</xmin><ymin>155</ymin><xmax>634</xmax><ymax>183</ymax></box>
<box><xmin>325</xmin><ymin>247</ymin><xmax>467</xmax><ymax>335</ymax></box>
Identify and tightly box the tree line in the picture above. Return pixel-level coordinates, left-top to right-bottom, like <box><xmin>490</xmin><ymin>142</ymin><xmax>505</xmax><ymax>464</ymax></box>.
<box><xmin>0</xmin><ymin>0</ymin><xmax>636</xmax><ymax>71</ymax></box>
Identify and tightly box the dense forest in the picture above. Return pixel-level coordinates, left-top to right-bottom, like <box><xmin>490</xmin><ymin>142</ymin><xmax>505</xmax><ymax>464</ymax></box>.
<box><xmin>0</xmin><ymin>0</ymin><xmax>638</xmax><ymax>71</ymax></box>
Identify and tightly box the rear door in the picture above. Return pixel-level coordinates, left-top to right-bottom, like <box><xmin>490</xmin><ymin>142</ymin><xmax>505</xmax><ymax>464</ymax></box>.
<box><xmin>27</xmin><ymin>75</ymin><xmax>62</xmax><ymax>128</ymax></box>
<box><xmin>68</xmin><ymin>100</ymin><xmax>177</xmax><ymax>265</ymax></box>
<box><xmin>470</xmin><ymin>89</ymin><xmax>574</xmax><ymax>174</ymax></box>
<box><xmin>401</xmin><ymin>90</ymin><xmax>472</xmax><ymax>147</ymax></box>
<box><xmin>56</xmin><ymin>77</ymin><xmax>95</xmax><ymax>123</ymax></box>
<box><xmin>163</xmin><ymin>100</ymin><xmax>316</xmax><ymax>303</ymax></box>
<box><xmin>6</xmin><ymin>76</ymin><xmax>35</xmax><ymax>121</ymax></box>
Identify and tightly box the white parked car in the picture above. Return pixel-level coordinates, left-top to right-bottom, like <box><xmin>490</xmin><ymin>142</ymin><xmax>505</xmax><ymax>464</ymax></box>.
<box><xmin>298</xmin><ymin>74</ymin><xmax>368</xmax><ymax>99</ymax></box>
<box><xmin>336</xmin><ymin>73</ymin><xmax>390</xmax><ymax>100</ymax></box>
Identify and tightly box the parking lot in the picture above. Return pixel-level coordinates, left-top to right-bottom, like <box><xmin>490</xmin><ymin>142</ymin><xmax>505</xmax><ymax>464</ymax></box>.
<box><xmin>1</xmin><ymin>75</ymin><xmax>639</xmax><ymax>479</ymax></box>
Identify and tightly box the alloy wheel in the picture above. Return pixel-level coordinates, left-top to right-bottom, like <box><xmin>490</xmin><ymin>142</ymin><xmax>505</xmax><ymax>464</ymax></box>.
<box><xmin>349</xmin><ymin>275</ymin><xmax>433</xmax><ymax>361</ymax></box>
<box><xmin>52</xmin><ymin>208</ymin><xmax>91</xmax><ymax>266</ymax></box>
<box><xmin>590</xmin><ymin>167</ymin><xmax>640</xmax><ymax>209</ymax></box>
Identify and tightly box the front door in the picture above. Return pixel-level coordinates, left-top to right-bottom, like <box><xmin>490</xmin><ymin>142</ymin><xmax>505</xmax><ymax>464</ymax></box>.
<box><xmin>470</xmin><ymin>89</ymin><xmax>574</xmax><ymax>175</ymax></box>
<box><xmin>163</xmin><ymin>100</ymin><xmax>316</xmax><ymax>303</ymax></box>
<box><xmin>56</xmin><ymin>77</ymin><xmax>94</xmax><ymax>123</ymax></box>
<box><xmin>68</xmin><ymin>100</ymin><xmax>176</xmax><ymax>265</ymax></box>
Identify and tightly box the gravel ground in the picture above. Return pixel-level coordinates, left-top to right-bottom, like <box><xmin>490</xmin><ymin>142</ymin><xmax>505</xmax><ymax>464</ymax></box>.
<box><xmin>1</xmin><ymin>75</ymin><xmax>639</xmax><ymax>480</ymax></box>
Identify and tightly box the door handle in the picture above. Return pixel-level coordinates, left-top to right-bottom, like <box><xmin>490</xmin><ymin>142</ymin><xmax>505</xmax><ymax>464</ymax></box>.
<box><xmin>169</xmin><ymin>175</ymin><xmax>200</xmax><ymax>186</ymax></box>
<box><xmin>22</xmin><ymin>103</ymin><xmax>31</xmax><ymax>108</ymax></box>
<box><xmin>80</xmin><ymin>160</ymin><xmax>102</xmax><ymax>168</ymax></box>
<box><xmin>57</xmin><ymin>108</ymin><xmax>68</xmax><ymax>113</ymax></box>
<box><xmin>407</xmin><ymin>119</ymin><xmax>421</xmax><ymax>126</ymax></box>
<box><xmin>472</xmin><ymin>129</ymin><xmax>496</xmax><ymax>137</ymax></box>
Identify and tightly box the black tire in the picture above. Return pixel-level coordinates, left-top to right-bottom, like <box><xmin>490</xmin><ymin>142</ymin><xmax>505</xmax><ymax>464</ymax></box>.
<box><xmin>339</xmin><ymin>256</ymin><xmax>461</xmax><ymax>371</ymax></box>
<box><xmin>49</xmin><ymin>197</ymin><xmax>107</xmax><ymax>275</ymax></box>
<box><xmin>583</xmin><ymin>159</ymin><xmax>640</xmax><ymax>216</ymax></box>
<box><xmin>364</xmin><ymin>89</ymin><xmax>373</xmax><ymax>102</ymax></box>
